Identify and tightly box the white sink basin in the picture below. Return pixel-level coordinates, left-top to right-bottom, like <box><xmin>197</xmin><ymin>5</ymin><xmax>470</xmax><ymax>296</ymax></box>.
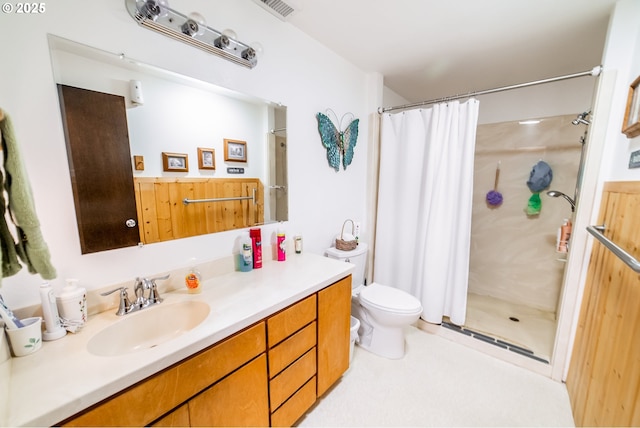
<box><xmin>87</xmin><ymin>300</ymin><xmax>210</xmax><ymax>357</ymax></box>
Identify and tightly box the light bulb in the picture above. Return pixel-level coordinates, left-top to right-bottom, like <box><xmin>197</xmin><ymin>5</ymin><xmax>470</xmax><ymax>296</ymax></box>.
<box><xmin>249</xmin><ymin>42</ymin><xmax>264</xmax><ymax>58</ymax></box>
<box><xmin>222</xmin><ymin>29</ymin><xmax>237</xmax><ymax>41</ymax></box>
<box><xmin>181</xmin><ymin>12</ymin><xmax>207</xmax><ymax>37</ymax></box>
<box><xmin>137</xmin><ymin>0</ymin><xmax>169</xmax><ymax>20</ymax></box>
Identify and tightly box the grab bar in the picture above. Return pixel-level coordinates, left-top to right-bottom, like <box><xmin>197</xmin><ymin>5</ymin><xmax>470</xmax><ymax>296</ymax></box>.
<box><xmin>586</xmin><ymin>224</ymin><xmax>640</xmax><ymax>273</ymax></box>
<box><xmin>183</xmin><ymin>188</ymin><xmax>256</xmax><ymax>205</ymax></box>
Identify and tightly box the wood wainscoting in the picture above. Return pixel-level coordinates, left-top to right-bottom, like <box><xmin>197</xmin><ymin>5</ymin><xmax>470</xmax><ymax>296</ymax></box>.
<box><xmin>134</xmin><ymin>177</ymin><xmax>264</xmax><ymax>244</ymax></box>
<box><xmin>566</xmin><ymin>181</ymin><xmax>640</xmax><ymax>426</ymax></box>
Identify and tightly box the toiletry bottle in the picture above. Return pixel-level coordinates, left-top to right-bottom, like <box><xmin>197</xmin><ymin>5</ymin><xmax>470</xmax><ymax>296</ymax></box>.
<box><xmin>277</xmin><ymin>226</ymin><xmax>286</xmax><ymax>261</ymax></box>
<box><xmin>294</xmin><ymin>234</ymin><xmax>303</xmax><ymax>254</ymax></box>
<box><xmin>239</xmin><ymin>232</ymin><xmax>253</xmax><ymax>272</ymax></box>
<box><xmin>557</xmin><ymin>219</ymin><xmax>571</xmax><ymax>253</ymax></box>
<box><xmin>40</xmin><ymin>282</ymin><xmax>66</xmax><ymax>341</ymax></box>
<box><xmin>185</xmin><ymin>266</ymin><xmax>202</xmax><ymax>294</ymax></box>
<box><xmin>56</xmin><ymin>278</ymin><xmax>87</xmax><ymax>326</ymax></box>
<box><xmin>249</xmin><ymin>228</ymin><xmax>262</xmax><ymax>269</ymax></box>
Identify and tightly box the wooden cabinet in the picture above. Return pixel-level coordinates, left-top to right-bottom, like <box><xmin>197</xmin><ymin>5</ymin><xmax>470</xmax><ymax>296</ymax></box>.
<box><xmin>317</xmin><ymin>275</ymin><xmax>351</xmax><ymax>396</ymax></box>
<box><xmin>61</xmin><ymin>275</ymin><xmax>352</xmax><ymax>428</ymax></box>
<box><xmin>62</xmin><ymin>323</ymin><xmax>266</xmax><ymax>427</ymax></box>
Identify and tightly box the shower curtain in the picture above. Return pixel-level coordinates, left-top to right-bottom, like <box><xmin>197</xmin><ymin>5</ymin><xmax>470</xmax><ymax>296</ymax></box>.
<box><xmin>374</xmin><ymin>99</ymin><xmax>479</xmax><ymax>325</ymax></box>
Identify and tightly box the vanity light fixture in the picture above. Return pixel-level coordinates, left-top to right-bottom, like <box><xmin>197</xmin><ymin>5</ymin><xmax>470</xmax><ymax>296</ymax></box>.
<box><xmin>125</xmin><ymin>0</ymin><xmax>262</xmax><ymax>69</ymax></box>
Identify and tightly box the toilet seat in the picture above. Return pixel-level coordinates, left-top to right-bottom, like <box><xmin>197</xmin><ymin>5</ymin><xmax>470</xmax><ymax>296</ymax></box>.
<box><xmin>359</xmin><ymin>283</ymin><xmax>422</xmax><ymax>314</ymax></box>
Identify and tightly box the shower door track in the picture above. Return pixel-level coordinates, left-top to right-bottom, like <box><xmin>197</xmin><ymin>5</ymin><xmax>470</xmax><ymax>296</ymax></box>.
<box><xmin>378</xmin><ymin>66</ymin><xmax>602</xmax><ymax>113</ymax></box>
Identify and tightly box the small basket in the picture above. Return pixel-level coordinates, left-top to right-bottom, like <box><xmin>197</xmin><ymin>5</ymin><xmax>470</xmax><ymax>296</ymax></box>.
<box><xmin>336</xmin><ymin>219</ymin><xmax>358</xmax><ymax>251</ymax></box>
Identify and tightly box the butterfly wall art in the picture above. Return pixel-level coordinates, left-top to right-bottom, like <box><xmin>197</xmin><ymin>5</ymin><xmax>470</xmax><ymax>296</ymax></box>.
<box><xmin>316</xmin><ymin>109</ymin><xmax>359</xmax><ymax>171</ymax></box>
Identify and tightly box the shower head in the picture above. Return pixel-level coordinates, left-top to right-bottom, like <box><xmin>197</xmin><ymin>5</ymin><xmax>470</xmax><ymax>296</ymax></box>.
<box><xmin>572</xmin><ymin>111</ymin><xmax>591</xmax><ymax>126</ymax></box>
<box><xmin>547</xmin><ymin>190</ymin><xmax>575</xmax><ymax>212</ymax></box>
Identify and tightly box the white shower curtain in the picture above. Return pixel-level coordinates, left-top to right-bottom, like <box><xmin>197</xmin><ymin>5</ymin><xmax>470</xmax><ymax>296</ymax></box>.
<box><xmin>373</xmin><ymin>99</ymin><xmax>479</xmax><ymax>326</ymax></box>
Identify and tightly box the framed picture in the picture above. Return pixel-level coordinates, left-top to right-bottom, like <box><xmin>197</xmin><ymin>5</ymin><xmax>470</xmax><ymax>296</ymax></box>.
<box><xmin>622</xmin><ymin>74</ymin><xmax>640</xmax><ymax>138</ymax></box>
<box><xmin>162</xmin><ymin>152</ymin><xmax>189</xmax><ymax>172</ymax></box>
<box><xmin>197</xmin><ymin>147</ymin><xmax>216</xmax><ymax>170</ymax></box>
<box><xmin>224</xmin><ymin>139</ymin><xmax>247</xmax><ymax>162</ymax></box>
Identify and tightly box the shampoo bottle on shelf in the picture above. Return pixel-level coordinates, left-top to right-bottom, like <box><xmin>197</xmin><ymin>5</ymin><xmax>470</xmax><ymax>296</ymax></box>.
<box><xmin>249</xmin><ymin>228</ymin><xmax>262</xmax><ymax>269</ymax></box>
<box><xmin>277</xmin><ymin>225</ymin><xmax>286</xmax><ymax>261</ymax></box>
<box><xmin>239</xmin><ymin>232</ymin><xmax>253</xmax><ymax>272</ymax></box>
<box><xmin>185</xmin><ymin>266</ymin><xmax>202</xmax><ymax>294</ymax></box>
<box><xmin>56</xmin><ymin>278</ymin><xmax>87</xmax><ymax>328</ymax></box>
<box><xmin>40</xmin><ymin>282</ymin><xmax>66</xmax><ymax>341</ymax></box>
<box><xmin>556</xmin><ymin>219</ymin><xmax>572</xmax><ymax>253</ymax></box>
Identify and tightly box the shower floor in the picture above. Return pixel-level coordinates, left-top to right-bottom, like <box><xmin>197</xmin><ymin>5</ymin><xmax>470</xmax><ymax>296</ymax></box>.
<box><xmin>459</xmin><ymin>293</ymin><xmax>557</xmax><ymax>361</ymax></box>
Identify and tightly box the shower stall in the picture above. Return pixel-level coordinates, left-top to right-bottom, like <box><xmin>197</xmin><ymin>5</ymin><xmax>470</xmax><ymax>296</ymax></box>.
<box><xmin>457</xmin><ymin>112</ymin><xmax>590</xmax><ymax>362</ymax></box>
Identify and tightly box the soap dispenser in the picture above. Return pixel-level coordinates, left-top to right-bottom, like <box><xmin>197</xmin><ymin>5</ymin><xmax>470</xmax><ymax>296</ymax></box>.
<box><xmin>185</xmin><ymin>265</ymin><xmax>202</xmax><ymax>294</ymax></box>
<box><xmin>56</xmin><ymin>279</ymin><xmax>87</xmax><ymax>327</ymax></box>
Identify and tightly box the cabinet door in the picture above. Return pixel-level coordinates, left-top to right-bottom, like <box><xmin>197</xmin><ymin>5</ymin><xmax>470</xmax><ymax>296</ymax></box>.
<box><xmin>57</xmin><ymin>84</ymin><xmax>140</xmax><ymax>253</ymax></box>
<box><xmin>188</xmin><ymin>354</ymin><xmax>269</xmax><ymax>427</ymax></box>
<box><xmin>317</xmin><ymin>275</ymin><xmax>352</xmax><ymax>396</ymax></box>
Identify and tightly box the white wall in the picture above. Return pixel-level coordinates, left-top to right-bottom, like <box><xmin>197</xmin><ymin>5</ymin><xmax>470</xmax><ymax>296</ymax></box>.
<box><xmin>0</xmin><ymin>0</ymin><xmax>370</xmax><ymax>309</ymax></box>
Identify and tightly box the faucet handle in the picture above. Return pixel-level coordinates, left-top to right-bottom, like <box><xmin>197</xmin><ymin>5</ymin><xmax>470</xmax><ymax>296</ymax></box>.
<box><xmin>147</xmin><ymin>274</ymin><xmax>169</xmax><ymax>305</ymax></box>
<box><xmin>100</xmin><ymin>287</ymin><xmax>132</xmax><ymax>316</ymax></box>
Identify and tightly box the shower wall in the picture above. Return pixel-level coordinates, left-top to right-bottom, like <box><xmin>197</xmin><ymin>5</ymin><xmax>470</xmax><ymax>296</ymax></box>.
<box><xmin>469</xmin><ymin>114</ymin><xmax>585</xmax><ymax>313</ymax></box>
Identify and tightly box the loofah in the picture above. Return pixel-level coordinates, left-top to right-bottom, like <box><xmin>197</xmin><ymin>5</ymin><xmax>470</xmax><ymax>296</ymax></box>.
<box><xmin>486</xmin><ymin>190</ymin><xmax>503</xmax><ymax>206</ymax></box>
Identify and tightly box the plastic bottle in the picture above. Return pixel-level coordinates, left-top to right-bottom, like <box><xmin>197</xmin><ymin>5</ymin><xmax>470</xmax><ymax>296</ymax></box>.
<box><xmin>40</xmin><ymin>282</ymin><xmax>66</xmax><ymax>341</ymax></box>
<box><xmin>277</xmin><ymin>225</ymin><xmax>286</xmax><ymax>261</ymax></box>
<box><xmin>249</xmin><ymin>228</ymin><xmax>262</xmax><ymax>269</ymax></box>
<box><xmin>557</xmin><ymin>219</ymin><xmax>572</xmax><ymax>253</ymax></box>
<box><xmin>239</xmin><ymin>232</ymin><xmax>253</xmax><ymax>272</ymax></box>
<box><xmin>294</xmin><ymin>234</ymin><xmax>303</xmax><ymax>254</ymax></box>
<box><xmin>185</xmin><ymin>266</ymin><xmax>202</xmax><ymax>294</ymax></box>
<box><xmin>56</xmin><ymin>279</ymin><xmax>87</xmax><ymax>326</ymax></box>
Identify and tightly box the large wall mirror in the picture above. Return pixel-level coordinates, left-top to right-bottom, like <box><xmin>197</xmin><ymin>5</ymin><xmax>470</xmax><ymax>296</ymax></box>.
<box><xmin>49</xmin><ymin>35</ymin><xmax>287</xmax><ymax>254</ymax></box>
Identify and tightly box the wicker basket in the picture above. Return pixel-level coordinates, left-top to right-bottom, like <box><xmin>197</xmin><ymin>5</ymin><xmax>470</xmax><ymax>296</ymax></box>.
<box><xmin>336</xmin><ymin>219</ymin><xmax>358</xmax><ymax>251</ymax></box>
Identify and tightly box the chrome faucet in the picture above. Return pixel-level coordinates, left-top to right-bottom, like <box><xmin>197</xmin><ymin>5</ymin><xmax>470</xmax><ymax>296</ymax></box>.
<box><xmin>101</xmin><ymin>274</ymin><xmax>169</xmax><ymax>316</ymax></box>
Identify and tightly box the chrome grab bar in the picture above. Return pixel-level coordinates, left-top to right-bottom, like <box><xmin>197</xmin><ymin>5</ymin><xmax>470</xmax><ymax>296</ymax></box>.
<box><xmin>183</xmin><ymin>188</ymin><xmax>256</xmax><ymax>205</ymax></box>
<box><xmin>586</xmin><ymin>224</ymin><xmax>640</xmax><ymax>273</ymax></box>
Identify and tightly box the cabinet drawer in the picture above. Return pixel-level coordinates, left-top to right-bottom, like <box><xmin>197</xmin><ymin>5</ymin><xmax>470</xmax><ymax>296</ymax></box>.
<box><xmin>270</xmin><ymin>376</ymin><xmax>317</xmax><ymax>427</ymax></box>
<box><xmin>267</xmin><ymin>294</ymin><xmax>316</xmax><ymax>347</ymax></box>
<box><xmin>63</xmin><ymin>322</ymin><xmax>266</xmax><ymax>427</ymax></box>
<box><xmin>268</xmin><ymin>321</ymin><xmax>316</xmax><ymax>377</ymax></box>
<box><xmin>270</xmin><ymin>348</ymin><xmax>316</xmax><ymax>411</ymax></box>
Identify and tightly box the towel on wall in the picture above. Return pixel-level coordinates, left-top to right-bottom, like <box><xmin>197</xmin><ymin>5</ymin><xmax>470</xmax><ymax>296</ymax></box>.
<box><xmin>525</xmin><ymin>161</ymin><xmax>553</xmax><ymax>216</ymax></box>
<box><xmin>0</xmin><ymin>109</ymin><xmax>56</xmax><ymax>283</ymax></box>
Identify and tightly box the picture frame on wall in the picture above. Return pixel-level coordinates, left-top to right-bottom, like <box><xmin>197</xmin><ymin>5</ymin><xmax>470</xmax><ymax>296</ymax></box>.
<box><xmin>622</xmin><ymin>74</ymin><xmax>640</xmax><ymax>138</ymax></box>
<box><xmin>162</xmin><ymin>152</ymin><xmax>189</xmax><ymax>172</ymax></box>
<box><xmin>224</xmin><ymin>139</ymin><xmax>247</xmax><ymax>162</ymax></box>
<box><xmin>198</xmin><ymin>147</ymin><xmax>216</xmax><ymax>170</ymax></box>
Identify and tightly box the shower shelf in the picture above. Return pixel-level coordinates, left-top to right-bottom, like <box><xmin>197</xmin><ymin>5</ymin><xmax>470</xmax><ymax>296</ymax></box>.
<box><xmin>587</xmin><ymin>225</ymin><xmax>640</xmax><ymax>273</ymax></box>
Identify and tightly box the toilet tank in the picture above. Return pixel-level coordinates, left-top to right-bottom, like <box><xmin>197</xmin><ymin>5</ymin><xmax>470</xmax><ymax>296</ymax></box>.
<box><xmin>325</xmin><ymin>243</ymin><xmax>368</xmax><ymax>288</ymax></box>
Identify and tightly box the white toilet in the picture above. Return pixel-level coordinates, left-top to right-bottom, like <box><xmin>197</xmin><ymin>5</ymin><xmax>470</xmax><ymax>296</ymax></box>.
<box><xmin>326</xmin><ymin>243</ymin><xmax>423</xmax><ymax>359</ymax></box>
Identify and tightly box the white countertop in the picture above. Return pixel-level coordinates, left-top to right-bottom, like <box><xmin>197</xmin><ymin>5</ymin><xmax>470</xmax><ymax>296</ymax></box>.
<box><xmin>3</xmin><ymin>253</ymin><xmax>353</xmax><ymax>427</ymax></box>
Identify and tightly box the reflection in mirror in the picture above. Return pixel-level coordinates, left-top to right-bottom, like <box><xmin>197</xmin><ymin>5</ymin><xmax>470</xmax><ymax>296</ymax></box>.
<box><xmin>48</xmin><ymin>35</ymin><xmax>287</xmax><ymax>253</ymax></box>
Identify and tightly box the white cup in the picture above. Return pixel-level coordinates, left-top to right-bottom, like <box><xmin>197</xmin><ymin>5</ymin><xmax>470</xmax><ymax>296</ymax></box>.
<box><xmin>5</xmin><ymin>317</ymin><xmax>43</xmax><ymax>357</ymax></box>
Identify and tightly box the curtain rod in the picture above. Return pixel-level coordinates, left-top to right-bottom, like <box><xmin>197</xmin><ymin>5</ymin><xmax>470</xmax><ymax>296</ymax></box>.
<box><xmin>378</xmin><ymin>66</ymin><xmax>602</xmax><ymax>114</ymax></box>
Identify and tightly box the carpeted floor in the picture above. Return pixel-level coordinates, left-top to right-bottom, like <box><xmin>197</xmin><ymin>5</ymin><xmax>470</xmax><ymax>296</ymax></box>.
<box><xmin>298</xmin><ymin>326</ymin><xmax>575</xmax><ymax>427</ymax></box>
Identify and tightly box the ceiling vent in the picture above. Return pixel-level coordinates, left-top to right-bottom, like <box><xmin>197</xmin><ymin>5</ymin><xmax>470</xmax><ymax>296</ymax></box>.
<box><xmin>252</xmin><ymin>0</ymin><xmax>296</xmax><ymax>21</ymax></box>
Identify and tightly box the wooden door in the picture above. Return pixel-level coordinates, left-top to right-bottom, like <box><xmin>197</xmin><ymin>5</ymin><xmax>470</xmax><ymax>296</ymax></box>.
<box><xmin>317</xmin><ymin>275</ymin><xmax>352</xmax><ymax>397</ymax></box>
<box><xmin>566</xmin><ymin>181</ymin><xmax>640</xmax><ymax>426</ymax></box>
<box><xmin>57</xmin><ymin>84</ymin><xmax>140</xmax><ymax>253</ymax></box>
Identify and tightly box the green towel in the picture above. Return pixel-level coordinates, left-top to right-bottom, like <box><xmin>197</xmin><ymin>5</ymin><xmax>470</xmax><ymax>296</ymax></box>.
<box><xmin>526</xmin><ymin>193</ymin><xmax>541</xmax><ymax>216</ymax></box>
<box><xmin>0</xmin><ymin>111</ymin><xmax>57</xmax><ymax>282</ymax></box>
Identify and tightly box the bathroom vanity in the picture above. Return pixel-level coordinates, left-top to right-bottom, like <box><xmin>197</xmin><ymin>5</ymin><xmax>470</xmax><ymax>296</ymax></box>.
<box><xmin>3</xmin><ymin>253</ymin><xmax>353</xmax><ymax>427</ymax></box>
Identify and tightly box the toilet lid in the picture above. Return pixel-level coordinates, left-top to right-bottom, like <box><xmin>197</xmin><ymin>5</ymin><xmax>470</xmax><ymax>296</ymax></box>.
<box><xmin>359</xmin><ymin>283</ymin><xmax>422</xmax><ymax>314</ymax></box>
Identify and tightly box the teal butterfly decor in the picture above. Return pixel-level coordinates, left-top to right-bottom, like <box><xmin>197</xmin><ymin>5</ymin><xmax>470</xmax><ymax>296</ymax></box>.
<box><xmin>316</xmin><ymin>110</ymin><xmax>359</xmax><ymax>171</ymax></box>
